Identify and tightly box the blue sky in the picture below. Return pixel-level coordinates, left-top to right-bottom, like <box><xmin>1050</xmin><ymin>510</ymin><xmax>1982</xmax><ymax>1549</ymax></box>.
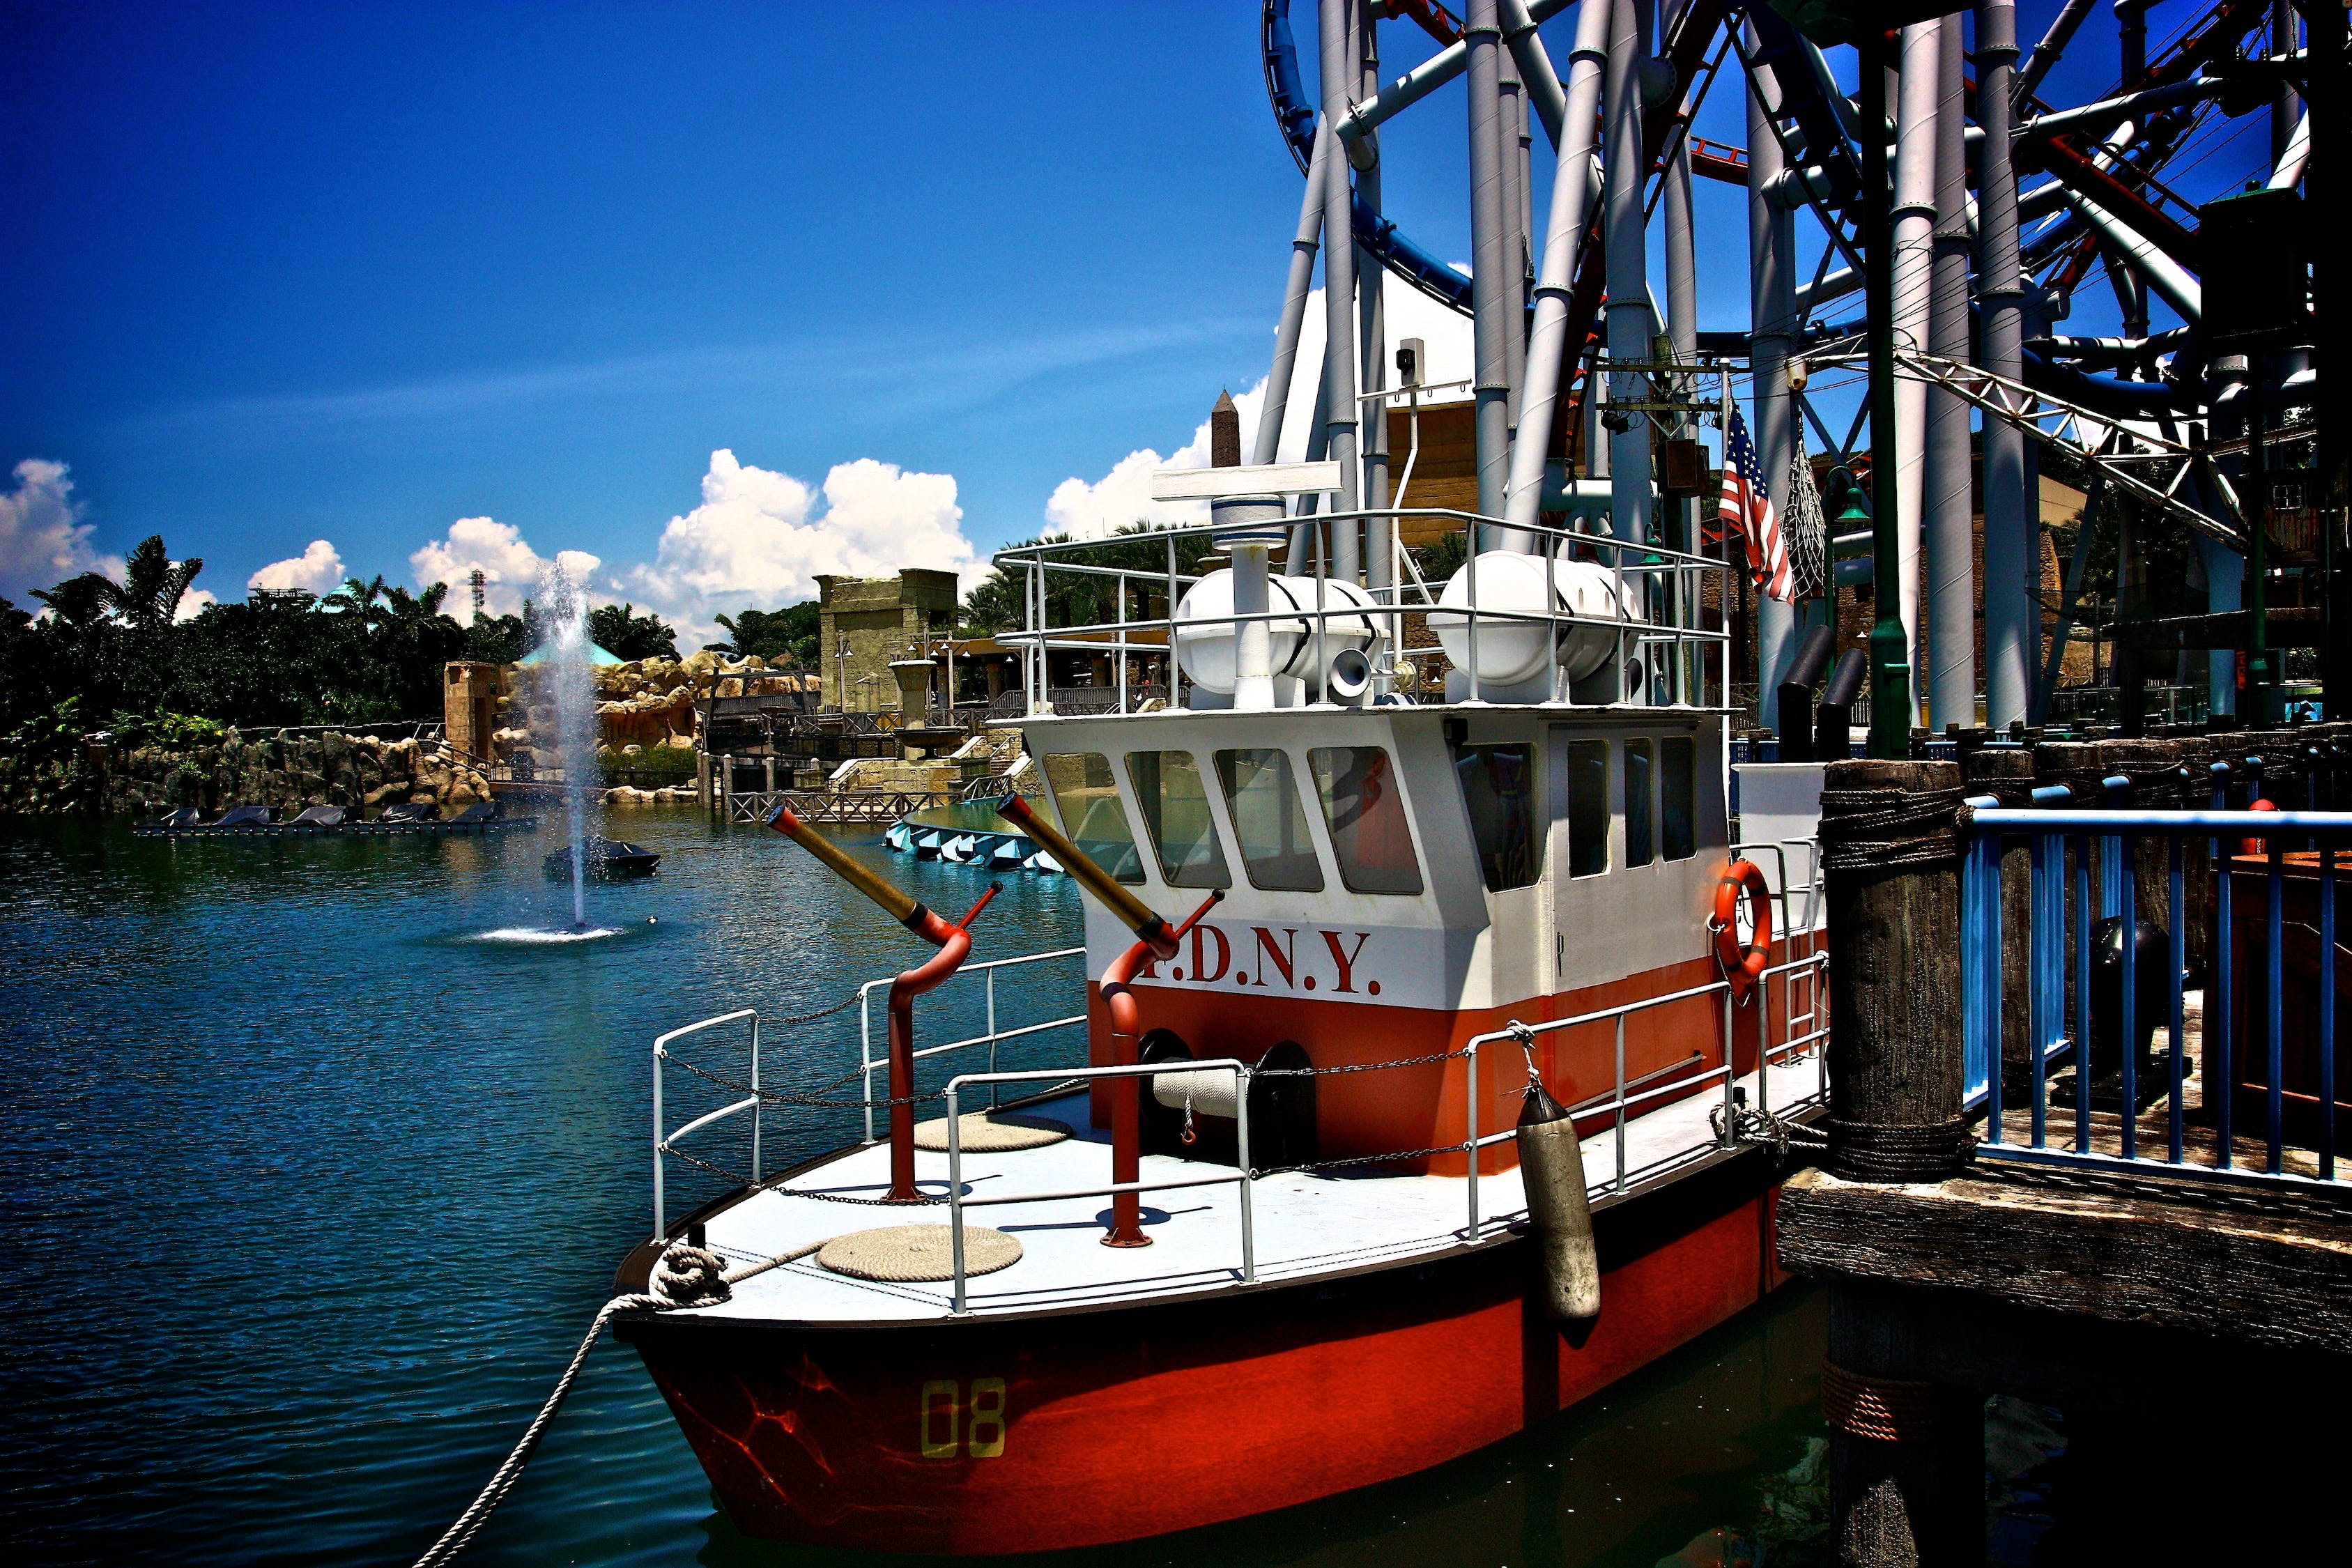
<box><xmin>0</xmin><ymin>2</ymin><xmax>2270</xmax><ymax>638</ymax></box>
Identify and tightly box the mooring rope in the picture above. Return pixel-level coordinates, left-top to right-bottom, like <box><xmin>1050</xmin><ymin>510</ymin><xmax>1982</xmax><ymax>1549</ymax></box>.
<box><xmin>407</xmin><ymin>1238</ymin><xmax>820</xmax><ymax>1568</ymax></box>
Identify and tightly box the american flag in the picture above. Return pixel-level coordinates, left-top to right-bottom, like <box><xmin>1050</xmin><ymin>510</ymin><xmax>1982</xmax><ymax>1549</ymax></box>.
<box><xmin>1718</xmin><ymin>401</ymin><xmax>1794</xmax><ymax>604</ymax></box>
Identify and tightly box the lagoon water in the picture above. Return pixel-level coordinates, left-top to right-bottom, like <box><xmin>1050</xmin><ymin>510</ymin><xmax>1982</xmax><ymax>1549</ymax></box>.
<box><xmin>0</xmin><ymin>810</ymin><xmax>1863</xmax><ymax>1567</ymax></box>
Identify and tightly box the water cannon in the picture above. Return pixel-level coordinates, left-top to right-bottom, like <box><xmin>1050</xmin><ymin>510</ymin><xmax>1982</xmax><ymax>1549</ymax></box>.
<box><xmin>995</xmin><ymin>793</ymin><xmax>1179</xmax><ymax>960</ymax></box>
<box><xmin>768</xmin><ymin>803</ymin><xmax>999</xmax><ymax>1201</ymax></box>
<box><xmin>995</xmin><ymin>791</ymin><xmax>1222</xmax><ymax>1247</ymax></box>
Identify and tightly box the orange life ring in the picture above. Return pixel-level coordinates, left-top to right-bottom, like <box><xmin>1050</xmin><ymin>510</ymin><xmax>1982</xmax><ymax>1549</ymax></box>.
<box><xmin>1713</xmin><ymin>858</ymin><xmax>1773</xmax><ymax>999</ymax></box>
<box><xmin>2241</xmin><ymin>797</ymin><xmax>2278</xmax><ymax>856</ymax></box>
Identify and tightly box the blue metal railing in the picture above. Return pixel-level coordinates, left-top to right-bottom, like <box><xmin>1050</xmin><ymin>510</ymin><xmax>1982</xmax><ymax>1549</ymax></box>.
<box><xmin>1960</xmin><ymin>792</ymin><xmax>2349</xmax><ymax>1191</ymax></box>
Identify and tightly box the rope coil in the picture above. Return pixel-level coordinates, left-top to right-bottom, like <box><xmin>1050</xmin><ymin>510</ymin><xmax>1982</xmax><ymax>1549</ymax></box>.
<box><xmin>1817</xmin><ymin>786</ymin><xmax>1965</xmax><ymax>873</ymax></box>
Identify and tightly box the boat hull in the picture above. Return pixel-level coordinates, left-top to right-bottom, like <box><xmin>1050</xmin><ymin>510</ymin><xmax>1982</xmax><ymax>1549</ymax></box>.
<box><xmin>620</xmin><ymin>1151</ymin><xmax>1787</xmax><ymax>1555</ymax></box>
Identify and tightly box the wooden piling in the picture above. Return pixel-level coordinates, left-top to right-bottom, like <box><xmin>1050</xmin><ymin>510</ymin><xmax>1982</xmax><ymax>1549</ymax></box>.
<box><xmin>1820</xmin><ymin>758</ymin><xmax>1969</xmax><ymax>1183</ymax></box>
<box><xmin>1824</xmin><ymin>1282</ymin><xmax>1986</xmax><ymax>1567</ymax></box>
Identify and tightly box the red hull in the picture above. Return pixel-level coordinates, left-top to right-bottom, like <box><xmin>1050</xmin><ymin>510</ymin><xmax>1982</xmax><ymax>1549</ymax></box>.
<box><xmin>620</xmin><ymin>1153</ymin><xmax>1788</xmax><ymax>1555</ymax></box>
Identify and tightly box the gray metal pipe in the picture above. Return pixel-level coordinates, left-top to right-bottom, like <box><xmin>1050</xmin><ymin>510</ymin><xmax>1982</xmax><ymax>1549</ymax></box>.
<box><xmin>1661</xmin><ymin>136</ymin><xmax>1695</xmax><ymax>555</ymax></box>
<box><xmin>1746</xmin><ymin>21</ymin><xmax>1797</xmax><ymax>722</ymax></box>
<box><xmin>1978</xmin><ymin>1</ymin><xmax>2035</xmax><ymax>729</ymax></box>
<box><xmin>1500</xmin><ymin>0</ymin><xmax>1569</xmax><ymax>150</ymax></box>
<box><xmin>2270</xmin><ymin>107</ymin><xmax>2309</xmax><ymax>189</ymax></box>
<box><xmin>2273</xmin><ymin>0</ymin><xmax>2303</xmax><ymax>166</ymax></box>
<box><xmin>1467</xmin><ymin>0</ymin><xmax>1514</xmax><ymax>523</ymax></box>
<box><xmin>2015</xmin><ymin>0</ymin><xmax>2098</xmax><ymax>111</ymax></box>
<box><xmin>1502</xmin><ymin>47</ymin><xmax>1530</xmax><ymax>436</ymax></box>
<box><xmin>1602</xmin><ymin>0</ymin><xmax>1652</xmax><ymax>547</ymax></box>
<box><xmin>2020</xmin><ymin>77</ymin><xmax>2225</xmax><ymax>143</ymax></box>
<box><xmin>1891</xmin><ymin>19</ymin><xmax>1940</xmax><ymax>723</ymax></box>
<box><xmin>1793</xmin><ymin>181</ymin><xmax>2064</xmax><ymax>318</ymax></box>
<box><xmin>2059</xmin><ymin>185</ymin><xmax>2200</xmax><ymax>321</ymax></box>
<box><xmin>1319</xmin><ymin>0</ymin><xmax>1362</xmax><ymax>576</ymax></box>
<box><xmin>1925</xmin><ymin>17</ymin><xmax>1974</xmax><ymax>730</ymax></box>
<box><xmin>1337</xmin><ymin>0</ymin><xmax>1572</xmax><ymax>146</ymax></box>
<box><xmin>1500</xmin><ymin>0</ymin><xmax>1611</xmax><ymax>544</ymax></box>
<box><xmin>1359</xmin><ymin>3</ymin><xmax>1392</xmax><ymax>602</ymax></box>
<box><xmin>1253</xmin><ymin>118</ymin><xmax>1333</xmax><ymax>466</ymax></box>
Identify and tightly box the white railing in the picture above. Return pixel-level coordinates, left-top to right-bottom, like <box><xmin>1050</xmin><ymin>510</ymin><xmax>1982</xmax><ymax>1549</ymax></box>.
<box><xmin>653</xmin><ymin>933</ymin><xmax>1830</xmax><ymax>1293</ymax></box>
<box><xmin>988</xmin><ymin>507</ymin><xmax>1737</xmax><ymax>717</ymax></box>
<box><xmin>939</xmin><ymin>1059</ymin><xmax>1256</xmax><ymax>1314</ymax></box>
<box><xmin>854</xmin><ymin>946</ymin><xmax>1090</xmax><ymax>1141</ymax></box>
<box><xmin>652</xmin><ymin>1008</ymin><xmax>762</xmax><ymax>1238</ymax></box>
<box><xmin>1461</xmin><ymin>946</ymin><xmax>1830</xmax><ymax>1243</ymax></box>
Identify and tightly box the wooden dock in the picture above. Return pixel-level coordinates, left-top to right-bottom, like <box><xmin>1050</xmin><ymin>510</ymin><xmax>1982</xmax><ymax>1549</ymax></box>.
<box><xmin>1785</xmin><ymin>741</ymin><xmax>2352</xmax><ymax>1561</ymax></box>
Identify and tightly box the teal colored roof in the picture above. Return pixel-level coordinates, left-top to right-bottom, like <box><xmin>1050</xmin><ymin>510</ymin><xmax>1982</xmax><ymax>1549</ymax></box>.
<box><xmin>519</xmin><ymin>642</ymin><xmax>626</xmax><ymax>667</ymax></box>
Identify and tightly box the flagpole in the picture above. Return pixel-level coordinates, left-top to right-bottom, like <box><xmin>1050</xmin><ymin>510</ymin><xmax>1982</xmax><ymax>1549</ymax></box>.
<box><xmin>1721</xmin><ymin>364</ymin><xmax>1737</xmax><ymax>713</ymax></box>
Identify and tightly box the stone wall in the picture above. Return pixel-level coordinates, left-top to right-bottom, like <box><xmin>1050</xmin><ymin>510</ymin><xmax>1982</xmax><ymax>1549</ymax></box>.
<box><xmin>0</xmin><ymin>730</ymin><xmax>493</xmax><ymax>818</ymax></box>
<box><xmin>493</xmin><ymin>650</ymin><xmax>813</xmax><ymax>762</ymax></box>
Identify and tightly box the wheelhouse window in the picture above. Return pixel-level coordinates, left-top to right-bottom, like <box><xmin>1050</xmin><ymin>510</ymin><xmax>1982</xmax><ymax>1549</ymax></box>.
<box><xmin>1565</xmin><ymin>739</ymin><xmax>1608</xmax><ymax>878</ymax></box>
<box><xmin>1456</xmin><ymin>742</ymin><xmax>1540</xmax><ymax>891</ymax></box>
<box><xmin>1213</xmin><ymin>749</ymin><xmax>1324</xmax><ymax>891</ymax></box>
<box><xmin>1660</xmin><ymin>735</ymin><xmax>1697</xmax><ymax>861</ymax></box>
<box><xmin>1624</xmin><ymin>739</ymin><xmax>1654</xmax><ymax>868</ymax></box>
<box><xmin>1040</xmin><ymin>752</ymin><xmax>1145</xmax><ymax>884</ymax></box>
<box><xmin>1125</xmin><ymin>751</ymin><xmax>1229</xmax><ymax>888</ymax></box>
<box><xmin>1309</xmin><ymin>746</ymin><xmax>1423</xmax><ymax>895</ymax></box>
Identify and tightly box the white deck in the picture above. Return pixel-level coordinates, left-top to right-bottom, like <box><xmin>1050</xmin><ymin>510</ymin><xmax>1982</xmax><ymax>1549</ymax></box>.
<box><xmin>684</xmin><ymin>1050</ymin><xmax>1824</xmax><ymax>1325</ymax></box>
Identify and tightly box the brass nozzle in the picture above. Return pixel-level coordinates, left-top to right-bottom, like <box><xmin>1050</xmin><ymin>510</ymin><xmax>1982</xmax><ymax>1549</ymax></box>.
<box><xmin>997</xmin><ymin>793</ymin><xmax>1173</xmax><ymax>956</ymax></box>
<box><xmin>768</xmin><ymin>805</ymin><xmax>923</xmax><ymax>928</ymax></box>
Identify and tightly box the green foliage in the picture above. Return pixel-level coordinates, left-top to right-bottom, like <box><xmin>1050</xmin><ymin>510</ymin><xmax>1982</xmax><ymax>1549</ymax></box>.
<box><xmin>599</xmin><ymin>740</ymin><xmax>697</xmax><ymax>778</ymax></box>
<box><xmin>1410</xmin><ymin>528</ymin><xmax>1469</xmax><ymax>587</ymax></box>
<box><xmin>4</xmin><ymin>696</ymin><xmax>89</xmax><ymax>759</ymax></box>
<box><xmin>107</xmin><ymin>710</ymin><xmax>229</xmax><ymax>751</ymax></box>
<box><xmin>712</xmin><ymin>601</ymin><xmax>819</xmax><ymax>666</ymax></box>
<box><xmin>590</xmin><ymin>601</ymin><xmax>679</xmax><ymax>661</ymax></box>
<box><xmin>961</xmin><ymin>523</ymin><xmax>1220</xmax><ymax>633</ymax></box>
<box><xmin>0</xmin><ymin>538</ymin><xmax>482</xmax><ymax>734</ymax></box>
<box><xmin>465</xmin><ymin>601</ymin><xmax>540</xmax><ymax>665</ymax></box>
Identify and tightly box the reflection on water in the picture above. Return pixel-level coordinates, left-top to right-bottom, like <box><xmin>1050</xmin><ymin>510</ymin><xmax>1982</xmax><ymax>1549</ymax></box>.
<box><xmin>0</xmin><ymin>810</ymin><xmax>1874</xmax><ymax>1568</ymax></box>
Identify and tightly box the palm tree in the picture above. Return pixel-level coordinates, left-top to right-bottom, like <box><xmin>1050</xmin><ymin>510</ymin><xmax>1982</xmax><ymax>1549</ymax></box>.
<box><xmin>29</xmin><ymin>537</ymin><xmax>207</xmax><ymax>631</ymax></box>
<box><xmin>109</xmin><ymin>536</ymin><xmax>206</xmax><ymax>629</ymax></box>
<box><xmin>29</xmin><ymin>572</ymin><xmax>118</xmax><ymax>631</ymax></box>
<box><xmin>325</xmin><ymin>575</ymin><xmax>391</xmax><ymax>627</ymax></box>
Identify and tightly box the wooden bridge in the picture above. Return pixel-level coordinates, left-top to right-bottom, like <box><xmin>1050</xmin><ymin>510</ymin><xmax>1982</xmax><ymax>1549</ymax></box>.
<box><xmin>723</xmin><ymin>789</ymin><xmax>952</xmax><ymax>828</ymax></box>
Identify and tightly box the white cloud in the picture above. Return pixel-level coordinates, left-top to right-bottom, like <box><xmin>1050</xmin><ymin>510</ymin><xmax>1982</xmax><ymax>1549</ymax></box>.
<box><xmin>1042</xmin><ymin>283</ymin><xmax>1475</xmax><ymax>538</ymax></box>
<box><xmin>247</xmin><ymin>539</ymin><xmax>345</xmax><ymax>595</ymax></box>
<box><xmin>176</xmin><ymin>587</ymin><xmax>217</xmax><ymax>621</ymax></box>
<box><xmin>409</xmin><ymin>516</ymin><xmax>600</xmax><ymax>617</ymax></box>
<box><xmin>623</xmin><ymin>449</ymin><xmax>980</xmax><ymax>645</ymax></box>
<box><xmin>0</xmin><ymin>459</ymin><xmax>122</xmax><ymax>599</ymax></box>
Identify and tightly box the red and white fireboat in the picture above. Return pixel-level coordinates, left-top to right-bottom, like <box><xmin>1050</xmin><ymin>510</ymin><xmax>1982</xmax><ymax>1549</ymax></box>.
<box><xmin>617</xmin><ymin>493</ymin><xmax>1828</xmax><ymax>1555</ymax></box>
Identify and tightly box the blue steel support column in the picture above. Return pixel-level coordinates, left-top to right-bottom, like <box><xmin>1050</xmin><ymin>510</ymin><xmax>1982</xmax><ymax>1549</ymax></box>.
<box><xmin>2167</xmin><ymin>836</ymin><xmax>2185</xmax><ymax>1162</ymax></box>
<box><xmin>2119</xmin><ymin>845</ymin><xmax>2137</xmax><ymax>1158</ymax></box>
<box><xmin>2323</xmin><ymin>845</ymin><xmax>2338</xmax><ymax>1179</ymax></box>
